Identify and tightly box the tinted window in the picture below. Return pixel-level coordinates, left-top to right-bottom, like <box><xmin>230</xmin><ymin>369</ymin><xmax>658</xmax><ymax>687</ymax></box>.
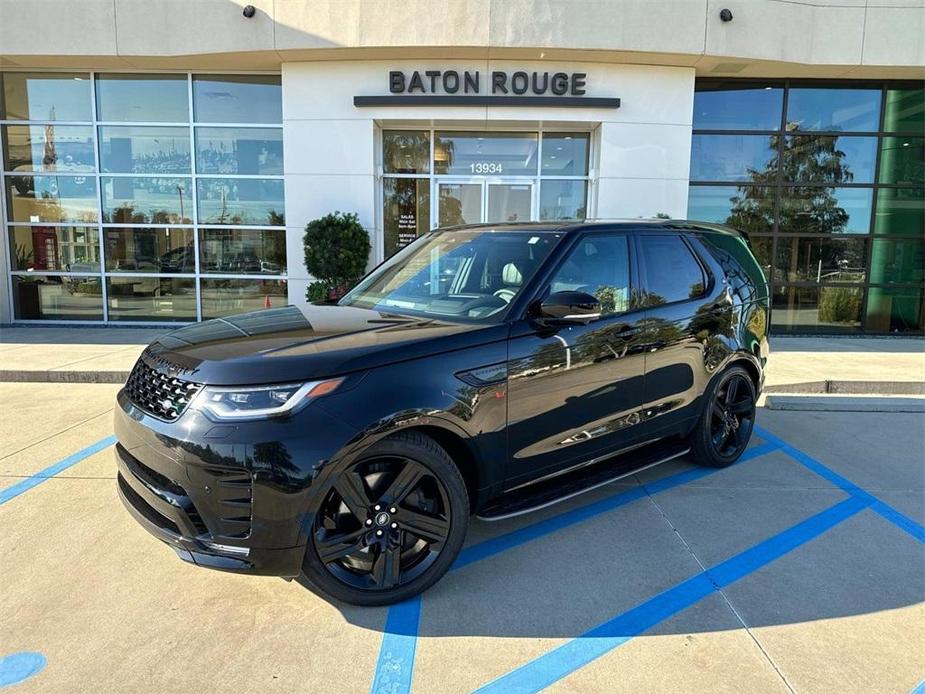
<box><xmin>548</xmin><ymin>234</ymin><xmax>630</xmax><ymax>316</ymax></box>
<box><xmin>96</xmin><ymin>74</ymin><xmax>189</xmax><ymax>122</ymax></box>
<box><xmin>693</xmin><ymin>83</ymin><xmax>783</xmax><ymax>130</ymax></box>
<box><xmin>640</xmin><ymin>235</ymin><xmax>706</xmax><ymax>305</ymax></box>
<box><xmin>786</xmin><ymin>88</ymin><xmax>881</xmax><ymax>132</ymax></box>
<box><xmin>192</xmin><ymin>75</ymin><xmax>282</xmax><ymax>123</ymax></box>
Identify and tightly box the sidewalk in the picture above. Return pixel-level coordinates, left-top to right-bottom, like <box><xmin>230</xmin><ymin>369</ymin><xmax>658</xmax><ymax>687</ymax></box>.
<box><xmin>0</xmin><ymin>325</ymin><xmax>923</xmax><ymax>391</ymax></box>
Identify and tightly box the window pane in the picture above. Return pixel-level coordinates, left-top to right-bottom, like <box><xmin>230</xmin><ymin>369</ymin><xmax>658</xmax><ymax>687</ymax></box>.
<box><xmin>434</xmin><ymin>132</ymin><xmax>538</xmax><ymax>175</ymax></box>
<box><xmin>748</xmin><ymin>236</ymin><xmax>774</xmax><ymax>281</ymax></box>
<box><xmin>774</xmin><ymin>236</ymin><xmax>868</xmax><ymax>283</ymax></box>
<box><xmin>783</xmin><ymin>135</ymin><xmax>876</xmax><ymax>184</ymax></box>
<box><xmin>195</xmin><ymin>127</ymin><xmax>282</xmax><ymax>175</ymax></box>
<box><xmin>1</xmin><ymin>72</ymin><xmax>91</xmax><ymax>121</ymax></box>
<box><xmin>870</xmin><ymin>237</ymin><xmax>924</xmax><ymax>284</ymax></box>
<box><xmin>878</xmin><ymin>136</ymin><xmax>924</xmax><ymax>185</ymax></box>
<box><xmin>883</xmin><ymin>88</ymin><xmax>924</xmax><ymax>133</ymax></box>
<box><xmin>540</xmin><ymin>180</ymin><xmax>587</xmax><ymax>220</ymax></box>
<box><xmin>549</xmin><ymin>234</ymin><xmax>630</xmax><ymax>316</ymax></box>
<box><xmin>438</xmin><ymin>183</ymin><xmax>481</xmax><ymax>226</ymax></box>
<box><xmin>9</xmin><ymin>225</ymin><xmax>100</xmax><ymax>272</ymax></box>
<box><xmin>95</xmin><ymin>74</ymin><xmax>189</xmax><ymax>122</ymax></box>
<box><xmin>639</xmin><ymin>235</ymin><xmax>706</xmax><ymax>305</ymax></box>
<box><xmin>196</xmin><ymin>178</ymin><xmax>285</xmax><ymax>225</ymax></box>
<box><xmin>5</xmin><ymin>175</ymin><xmax>98</xmax><ymax>223</ymax></box>
<box><xmin>107</xmin><ymin>276</ymin><xmax>196</xmax><ymax>322</ymax></box>
<box><xmin>383</xmin><ymin>178</ymin><xmax>430</xmax><ymax>258</ymax></box>
<box><xmin>199</xmin><ymin>228</ymin><xmax>286</xmax><ymax>274</ymax></box>
<box><xmin>2</xmin><ymin>125</ymin><xmax>95</xmax><ymax>172</ymax></box>
<box><xmin>873</xmin><ymin>187</ymin><xmax>923</xmax><ymax>235</ymax></box>
<box><xmin>200</xmin><ymin>279</ymin><xmax>288</xmax><ymax>318</ymax></box>
<box><xmin>99</xmin><ymin>126</ymin><xmax>191</xmax><ymax>174</ymax></box>
<box><xmin>865</xmin><ymin>287</ymin><xmax>924</xmax><ymax>332</ymax></box>
<box><xmin>690</xmin><ymin>134</ymin><xmax>778</xmax><ymax>182</ymax></box>
<box><xmin>786</xmin><ymin>88</ymin><xmax>881</xmax><ymax>132</ymax></box>
<box><xmin>193</xmin><ymin>75</ymin><xmax>281</xmax><ymax>123</ymax></box>
<box><xmin>487</xmin><ymin>183</ymin><xmax>531</xmax><ymax>223</ymax></box>
<box><xmin>687</xmin><ymin>185</ymin><xmax>773</xmax><ymax>234</ymax></box>
<box><xmin>542</xmin><ymin>133</ymin><xmax>589</xmax><ymax>175</ymax></box>
<box><xmin>104</xmin><ymin>227</ymin><xmax>194</xmax><ymax>273</ymax></box>
<box><xmin>101</xmin><ymin>177</ymin><xmax>192</xmax><ymax>224</ymax></box>
<box><xmin>383</xmin><ymin>131</ymin><xmax>430</xmax><ymax>174</ymax></box>
<box><xmin>778</xmin><ymin>187</ymin><xmax>872</xmax><ymax>234</ymax></box>
<box><xmin>772</xmin><ymin>285</ymin><xmax>863</xmax><ymax>333</ymax></box>
<box><xmin>693</xmin><ymin>82</ymin><xmax>783</xmax><ymax>130</ymax></box>
<box><xmin>12</xmin><ymin>275</ymin><xmax>103</xmax><ymax>320</ymax></box>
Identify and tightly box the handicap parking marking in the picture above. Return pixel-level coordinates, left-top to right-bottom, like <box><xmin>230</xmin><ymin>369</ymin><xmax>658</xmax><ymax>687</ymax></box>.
<box><xmin>473</xmin><ymin>495</ymin><xmax>870</xmax><ymax>694</ymax></box>
<box><xmin>0</xmin><ymin>652</ymin><xmax>46</xmax><ymax>689</ymax></box>
<box><xmin>0</xmin><ymin>435</ymin><xmax>117</xmax><ymax>506</ymax></box>
<box><xmin>370</xmin><ymin>440</ymin><xmax>780</xmax><ymax>692</ymax></box>
<box><xmin>755</xmin><ymin>426</ymin><xmax>925</xmax><ymax>544</ymax></box>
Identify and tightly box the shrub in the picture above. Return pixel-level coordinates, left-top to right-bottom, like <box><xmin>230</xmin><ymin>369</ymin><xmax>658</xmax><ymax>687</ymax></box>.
<box><xmin>303</xmin><ymin>212</ymin><xmax>371</xmax><ymax>302</ymax></box>
<box><xmin>818</xmin><ymin>286</ymin><xmax>861</xmax><ymax>324</ymax></box>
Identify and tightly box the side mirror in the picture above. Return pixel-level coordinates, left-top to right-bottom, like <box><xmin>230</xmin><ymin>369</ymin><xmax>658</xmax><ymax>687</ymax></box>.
<box><xmin>536</xmin><ymin>291</ymin><xmax>602</xmax><ymax>324</ymax></box>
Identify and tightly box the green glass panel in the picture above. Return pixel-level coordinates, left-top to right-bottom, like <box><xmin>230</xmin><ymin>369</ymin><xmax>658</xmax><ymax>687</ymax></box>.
<box><xmin>869</xmin><ymin>237</ymin><xmax>924</xmax><ymax>285</ymax></box>
<box><xmin>882</xmin><ymin>88</ymin><xmax>925</xmax><ymax>133</ymax></box>
<box><xmin>878</xmin><ymin>136</ymin><xmax>924</xmax><ymax>185</ymax></box>
<box><xmin>865</xmin><ymin>287</ymin><xmax>924</xmax><ymax>332</ymax></box>
<box><xmin>873</xmin><ymin>187</ymin><xmax>924</xmax><ymax>235</ymax></box>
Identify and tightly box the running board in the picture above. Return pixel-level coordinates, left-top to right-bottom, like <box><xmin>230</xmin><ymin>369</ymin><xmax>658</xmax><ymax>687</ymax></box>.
<box><xmin>476</xmin><ymin>440</ymin><xmax>690</xmax><ymax>521</ymax></box>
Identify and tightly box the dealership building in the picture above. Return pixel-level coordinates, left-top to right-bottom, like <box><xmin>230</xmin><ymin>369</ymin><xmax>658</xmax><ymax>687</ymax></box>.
<box><xmin>0</xmin><ymin>0</ymin><xmax>922</xmax><ymax>334</ymax></box>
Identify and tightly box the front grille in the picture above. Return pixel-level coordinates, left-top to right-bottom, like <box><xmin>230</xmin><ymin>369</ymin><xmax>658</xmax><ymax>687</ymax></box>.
<box><xmin>124</xmin><ymin>358</ymin><xmax>203</xmax><ymax>421</ymax></box>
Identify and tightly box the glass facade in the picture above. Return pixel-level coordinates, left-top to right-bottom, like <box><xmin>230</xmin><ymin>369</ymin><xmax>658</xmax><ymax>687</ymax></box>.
<box><xmin>381</xmin><ymin>129</ymin><xmax>591</xmax><ymax>258</ymax></box>
<box><xmin>1</xmin><ymin>71</ymin><xmax>285</xmax><ymax>322</ymax></box>
<box><xmin>690</xmin><ymin>79</ymin><xmax>924</xmax><ymax>334</ymax></box>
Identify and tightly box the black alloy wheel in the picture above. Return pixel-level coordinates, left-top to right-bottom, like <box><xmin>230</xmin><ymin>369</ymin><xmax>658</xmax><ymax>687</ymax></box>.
<box><xmin>689</xmin><ymin>365</ymin><xmax>757</xmax><ymax>468</ymax></box>
<box><xmin>304</xmin><ymin>431</ymin><xmax>468</xmax><ymax>605</ymax></box>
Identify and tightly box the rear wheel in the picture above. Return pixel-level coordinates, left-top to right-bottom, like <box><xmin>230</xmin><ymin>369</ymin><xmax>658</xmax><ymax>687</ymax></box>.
<box><xmin>688</xmin><ymin>365</ymin><xmax>757</xmax><ymax>468</ymax></box>
<box><xmin>302</xmin><ymin>431</ymin><xmax>468</xmax><ymax>606</ymax></box>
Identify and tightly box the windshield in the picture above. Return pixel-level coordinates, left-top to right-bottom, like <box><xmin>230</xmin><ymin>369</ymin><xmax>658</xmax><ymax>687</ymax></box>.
<box><xmin>339</xmin><ymin>229</ymin><xmax>562</xmax><ymax>321</ymax></box>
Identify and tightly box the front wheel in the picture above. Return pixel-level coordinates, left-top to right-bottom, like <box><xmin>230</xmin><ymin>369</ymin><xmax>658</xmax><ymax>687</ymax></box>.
<box><xmin>302</xmin><ymin>431</ymin><xmax>468</xmax><ymax>606</ymax></box>
<box><xmin>688</xmin><ymin>365</ymin><xmax>757</xmax><ymax>468</ymax></box>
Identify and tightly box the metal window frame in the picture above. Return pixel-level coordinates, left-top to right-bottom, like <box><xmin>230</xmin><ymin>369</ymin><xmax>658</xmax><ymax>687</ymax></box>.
<box><xmin>1</xmin><ymin>69</ymin><xmax>286</xmax><ymax>326</ymax></box>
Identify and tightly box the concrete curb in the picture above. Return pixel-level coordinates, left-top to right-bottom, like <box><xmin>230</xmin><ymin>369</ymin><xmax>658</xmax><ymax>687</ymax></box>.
<box><xmin>0</xmin><ymin>370</ymin><xmax>129</xmax><ymax>384</ymax></box>
<box><xmin>764</xmin><ymin>380</ymin><xmax>925</xmax><ymax>395</ymax></box>
<box><xmin>765</xmin><ymin>395</ymin><xmax>925</xmax><ymax>413</ymax></box>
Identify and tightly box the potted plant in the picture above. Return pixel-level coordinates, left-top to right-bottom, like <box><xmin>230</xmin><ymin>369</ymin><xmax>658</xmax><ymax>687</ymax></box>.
<box><xmin>303</xmin><ymin>211</ymin><xmax>371</xmax><ymax>302</ymax></box>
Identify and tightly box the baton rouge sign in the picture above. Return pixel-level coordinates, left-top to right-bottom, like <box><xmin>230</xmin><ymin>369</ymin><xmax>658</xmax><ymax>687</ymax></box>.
<box><xmin>354</xmin><ymin>69</ymin><xmax>620</xmax><ymax>108</ymax></box>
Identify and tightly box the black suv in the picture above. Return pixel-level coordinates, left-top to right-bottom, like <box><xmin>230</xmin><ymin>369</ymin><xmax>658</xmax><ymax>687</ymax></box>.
<box><xmin>115</xmin><ymin>221</ymin><xmax>769</xmax><ymax>605</ymax></box>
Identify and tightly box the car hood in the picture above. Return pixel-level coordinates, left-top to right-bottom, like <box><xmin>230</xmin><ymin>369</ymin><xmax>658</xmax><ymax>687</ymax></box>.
<box><xmin>141</xmin><ymin>304</ymin><xmax>508</xmax><ymax>385</ymax></box>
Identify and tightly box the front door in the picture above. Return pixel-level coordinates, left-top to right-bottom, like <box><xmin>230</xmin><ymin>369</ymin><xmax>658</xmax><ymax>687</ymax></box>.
<box><xmin>505</xmin><ymin>232</ymin><xmax>648</xmax><ymax>486</ymax></box>
<box><xmin>437</xmin><ymin>181</ymin><xmax>534</xmax><ymax>227</ymax></box>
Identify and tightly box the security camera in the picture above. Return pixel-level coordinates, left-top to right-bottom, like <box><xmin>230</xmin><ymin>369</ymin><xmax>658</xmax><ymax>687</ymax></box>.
<box><xmin>719</xmin><ymin>8</ymin><xmax>733</xmax><ymax>22</ymax></box>
<box><xmin>242</xmin><ymin>5</ymin><xmax>256</xmax><ymax>18</ymax></box>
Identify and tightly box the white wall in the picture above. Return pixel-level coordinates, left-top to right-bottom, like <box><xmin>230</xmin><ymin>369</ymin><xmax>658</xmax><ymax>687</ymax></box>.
<box><xmin>281</xmin><ymin>60</ymin><xmax>695</xmax><ymax>307</ymax></box>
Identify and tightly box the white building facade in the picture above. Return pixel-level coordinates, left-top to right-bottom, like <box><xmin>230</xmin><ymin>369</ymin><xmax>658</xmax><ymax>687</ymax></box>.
<box><xmin>1</xmin><ymin>0</ymin><xmax>923</xmax><ymax>334</ymax></box>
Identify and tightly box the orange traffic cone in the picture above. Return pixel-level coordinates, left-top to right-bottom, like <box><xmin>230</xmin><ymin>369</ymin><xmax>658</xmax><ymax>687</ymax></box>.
<box><xmin>264</xmin><ymin>295</ymin><xmax>272</xmax><ymax>309</ymax></box>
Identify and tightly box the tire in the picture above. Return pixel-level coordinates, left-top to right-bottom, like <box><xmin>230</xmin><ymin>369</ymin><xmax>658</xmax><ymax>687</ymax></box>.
<box><xmin>301</xmin><ymin>430</ymin><xmax>469</xmax><ymax>606</ymax></box>
<box><xmin>688</xmin><ymin>365</ymin><xmax>757</xmax><ymax>468</ymax></box>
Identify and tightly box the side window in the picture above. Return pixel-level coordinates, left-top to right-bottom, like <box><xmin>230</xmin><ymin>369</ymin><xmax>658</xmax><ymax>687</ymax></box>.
<box><xmin>639</xmin><ymin>235</ymin><xmax>706</xmax><ymax>306</ymax></box>
<box><xmin>548</xmin><ymin>234</ymin><xmax>630</xmax><ymax>316</ymax></box>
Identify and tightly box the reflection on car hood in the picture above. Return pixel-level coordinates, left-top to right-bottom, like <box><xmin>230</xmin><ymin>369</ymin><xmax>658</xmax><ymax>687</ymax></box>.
<box><xmin>143</xmin><ymin>304</ymin><xmax>507</xmax><ymax>385</ymax></box>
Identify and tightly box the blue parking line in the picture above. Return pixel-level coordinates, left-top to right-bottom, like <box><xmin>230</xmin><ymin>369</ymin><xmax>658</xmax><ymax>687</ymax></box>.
<box><xmin>0</xmin><ymin>652</ymin><xmax>46</xmax><ymax>689</ymax></box>
<box><xmin>755</xmin><ymin>426</ymin><xmax>925</xmax><ymax>544</ymax></box>
<box><xmin>0</xmin><ymin>436</ymin><xmax>117</xmax><ymax>506</ymax></box>
<box><xmin>370</xmin><ymin>596</ymin><xmax>422</xmax><ymax>694</ymax></box>
<box><xmin>474</xmin><ymin>495</ymin><xmax>871</xmax><ymax>694</ymax></box>
<box><xmin>369</xmin><ymin>440</ymin><xmax>779</xmax><ymax>692</ymax></box>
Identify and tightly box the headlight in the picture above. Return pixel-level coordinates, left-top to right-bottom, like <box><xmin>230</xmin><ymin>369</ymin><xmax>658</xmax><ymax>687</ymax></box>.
<box><xmin>189</xmin><ymin>378</ymin><xmax>343</xmax><ymax>421</ymax></box>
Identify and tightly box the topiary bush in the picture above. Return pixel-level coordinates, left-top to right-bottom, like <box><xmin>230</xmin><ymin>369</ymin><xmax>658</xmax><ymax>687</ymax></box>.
<box><xmin>303</xmin><ymin>211</ymin><xmax>371</xmax><ymax>302</ymax></box>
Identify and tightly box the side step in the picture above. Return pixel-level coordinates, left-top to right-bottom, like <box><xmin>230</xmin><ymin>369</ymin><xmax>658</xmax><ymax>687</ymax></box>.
<box><xmin>476</xmin><ymin>439</ymin><xmax>690</xmax><ymax>521</ymax></box>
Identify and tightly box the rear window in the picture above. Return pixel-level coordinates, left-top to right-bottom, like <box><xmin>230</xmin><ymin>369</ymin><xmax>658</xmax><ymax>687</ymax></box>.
<box><xmin>639</xmin><ymin>235</ymin><xmax>706</xmax><ymax>306</ymax></box>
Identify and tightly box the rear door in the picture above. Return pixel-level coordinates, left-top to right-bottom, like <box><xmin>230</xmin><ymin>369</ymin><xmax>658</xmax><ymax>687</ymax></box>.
<box><xmin>636</xmin><ymin>232</ymin><xmax>718</xmax><ymax>434</ymax></box>
<box><xmin>504</xmin><ymin>231</ymin><xmax>648</xmax><ymax>486</ymax></box>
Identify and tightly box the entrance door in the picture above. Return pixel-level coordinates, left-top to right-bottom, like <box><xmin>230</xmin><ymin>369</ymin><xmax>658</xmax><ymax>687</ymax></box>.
<box><xmin>437</xmin><ymin>181</ymin><xmax>534</xmax><ymax>227</ymax></box>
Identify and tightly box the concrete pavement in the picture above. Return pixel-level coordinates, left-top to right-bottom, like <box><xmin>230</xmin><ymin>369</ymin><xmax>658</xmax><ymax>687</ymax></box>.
<box><xmin>1</xmin><ymin>383</ymin><xmax>922</xmax><ymax>693</ymax></box>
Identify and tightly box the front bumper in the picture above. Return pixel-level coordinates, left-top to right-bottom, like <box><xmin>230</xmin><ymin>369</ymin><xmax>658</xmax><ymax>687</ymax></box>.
<box><xmin>114</xmin><ymin>388</ymin><xmax>358</xmax><ymax>577</ymax></box>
